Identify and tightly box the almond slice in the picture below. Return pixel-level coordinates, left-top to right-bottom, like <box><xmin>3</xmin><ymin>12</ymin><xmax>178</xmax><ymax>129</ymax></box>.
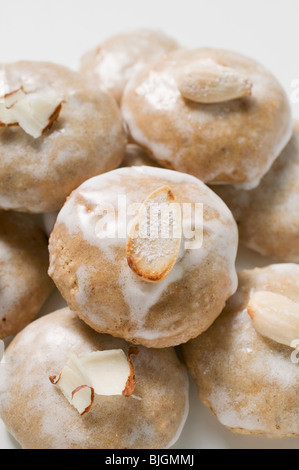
<box><xmin>0</xmin><ymin>88</ymin><xmax>64</xmax><ymax>137</ymax></box>
<box><xmin>177</xmin><ymin>60</ymin><xmax>252</xmax><ymax>103</ymax></box>
<box><xmin>247</xmin><ymin>291</ymin><xmax>299</xmax><ymax>347</ymax></box>
<box><xmin>53</xmin><ymin>362</ymin><xmax>93</xmax><ymax>415</ymax></box>
<box><xmin>0</xmin><ymin>106</ymin><xmax>17</xmax><ymax>126</ymax></box>
<box><xmin>123</xmin><ymin>346</ymin><xmax>139</xmax><ymax>397</ymax></box>
<box><xmin>78</xmin><ymin>349</ymin><xmax>131</xmax><ymax>396</ymax></box>
<box><xmin>71</xmin><ymin>385</ymin><xmax>94</xmax><ymax>416</ymax></box>
<box><xmin>10</xmin><ymin>93</ymin><xmax>63</xmax><ymax>138</ymax></box>
<box><xmin>126</xmin><ymin>185</ymin><xmax>181</xmax><ymax>283</ymax></box>
<box><xmin>0</xmin><ymin>88</ymin><xmax>24</xmax><ymax>126</ymax></box>
<box><xmin>49</xmin><ymin>348</ymin><xmax>138</xmax><ymax>415</ymax></box>
<box><xmin>4</xmin><ymin>87</ymin><xmax>26</xmax><ymax>108</ymax></box>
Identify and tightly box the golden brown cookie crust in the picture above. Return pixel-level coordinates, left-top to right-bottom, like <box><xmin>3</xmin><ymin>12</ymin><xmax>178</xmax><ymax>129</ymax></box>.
<box><xmin>0</xmin><ymin>61</ymin><xmax>126</xmax><ymax>213</ymax></box>
<box><xmin>122</xmin><ymin>48</ymin><xmax>292</xmax><ymax>188</ymax></box>
<box><xmin>0</xmin><ymin>308</ymin><xmax>189</xmax><ymax>449</ymax></box>
<box><xmin>182</xmin><ymin>264</ymin><xmax>299</xmax><ymax>438</ymax></box>
<box><xmin>0</xmin><ymin>211</ymin><xmax>53</xmax><ymax>338</ymax></box>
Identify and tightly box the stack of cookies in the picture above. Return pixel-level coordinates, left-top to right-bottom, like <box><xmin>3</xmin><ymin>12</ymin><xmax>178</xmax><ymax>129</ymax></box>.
<box><xmin>0</xmin><ymin>28</ymin><xmax>298</xmax><ymax>448</ymax></box>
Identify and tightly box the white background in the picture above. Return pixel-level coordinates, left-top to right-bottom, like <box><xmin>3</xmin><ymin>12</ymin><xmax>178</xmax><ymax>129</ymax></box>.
<box><xmin>1</xmin><ymin>0</ymin><xmax>299</xmax><ymax>449</ymax></box>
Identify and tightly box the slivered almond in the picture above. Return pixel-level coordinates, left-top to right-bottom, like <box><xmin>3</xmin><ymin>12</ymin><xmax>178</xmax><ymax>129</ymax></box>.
<box><xmin>126</xmin><ymin>185</ymin><xmax>181</xmax><ymax>282</ymax></box>
<box><xmin>4</xmin><ymin>87</ymin><xmax>26</xmax><ymax>108</ymax></box>
<box><xmin>247</xmin><ymin>291</ymin><xmax>299</xmax><ymax>347</ymax></box>
<box><xmin>10</xmin><ymin>93</ymin><xmax>63</xmax><ymax>138</ymax></box>
<box><xmin>177</xmin><ymin>60</ymin><xmax>252</xmax><ymax>103</ymax></box>
<box><xmin>0</xmin><ymin>88</ymin><xmax>24</xmax><ymax>126</ymax></box>
<box><xmin>0</xmin><ymin>88</ymin><xmax>64</xmax><ymax>137</ymax></box>
<box><xmin>49</xmin><ymin>348</ymin><xmax>138</xmax><ymax>415</ymax></box>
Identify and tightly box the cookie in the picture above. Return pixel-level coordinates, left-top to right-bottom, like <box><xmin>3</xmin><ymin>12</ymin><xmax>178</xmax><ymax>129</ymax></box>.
<box><xmin>122</xmin><ymin>48</ymin><xmax>292</xmax><ymax>188</ymax></box>
<box><xmin>0</xmin><ymin>308</ymin><xmax>189</xmax><ymax>449</ymax></box>
<box><xmin>182</xmin><ymin>264</ymin><xmax>299</xmax><ymax>438</ymax></box>
<box><xmin>48</xmin><ymin>166</ymin><xmax>238</xmax><ymax>348</ymax></box>
<box><xmin>0</xmin><ymin>61</ymin><xmax>126</xmax><ymax>212</ymax></box>
<box><xmin>80</xmin><ymin>29</ymin><xmax>178</xmax><ymax>104</ymax></box>
<box><xmin>214</xmin><ymin>121</ymin><xmax>299</xmax><ymax>262</ymax></box>
<box><xmin>0</xmin><ymin>211</ymin><xmax>53</xmax><ymax>338</ymax></box>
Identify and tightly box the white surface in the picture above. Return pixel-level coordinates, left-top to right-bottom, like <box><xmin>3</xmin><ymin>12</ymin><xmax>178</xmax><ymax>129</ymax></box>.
<box><xmin>1</xmin><ymin>0</ymin><xmax>299</xmax><ymax>449</ymax></box>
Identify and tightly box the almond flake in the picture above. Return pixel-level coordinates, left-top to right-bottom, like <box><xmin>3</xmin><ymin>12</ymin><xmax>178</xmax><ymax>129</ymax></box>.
<box><xmin>0</xmin><ymin>87</ymin><xmax>64</xmax><ymax>138</ymax></box>
<box><xmin>126</xmin><ymin>185</ymin><xmax>182</xmax><ymax>283</ymax></box>
<box><xmin>49</xmin><ymin>348</ymin><xmax>138</xmax><ymax>415</ymax></box>
<box><xmin>247</xmin><ymin>290</ymin><xmax>299</xmax><ymax>347</ymax></box>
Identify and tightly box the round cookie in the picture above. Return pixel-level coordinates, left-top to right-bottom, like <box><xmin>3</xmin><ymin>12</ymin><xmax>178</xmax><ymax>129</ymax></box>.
<box><xmin>80</xmin><ymin>29</ymin><xmax>179</xmax><ymax>105</ymax></box>
<box><xmin>0</xmin><ymin>308</ymin><xmax>189</xmax><ymax>449</ymax></box>
<box><xmin>122</xmin><ymin>48</ymin><xmax>292</xmax><ymax>188</ymax></box>
<box><xmin>0</xmin><ymin>61</ymin><xmax>126</xmax><ymax>213</ymax></box>
<box><xmin>48</xmin><ymin>166</ymin><xmax>238</xmax><ymax>348</ymax></box>
<box><xmin>0</xmin><ymin>211</ymin><xmax>53</xmax><ymax>338</ymax></box>
<box><xmin>120</xmin><ymin>144</ymin><xmax>161</xmax><ymax>168</ymax></box>
<box><xmin>214</xmin><ymin>121</ymin><xmax>299</xmax><ymax>262</ymax></box>
<box><xmin>182</xmin><ymin>264</ymin><xmax>299</xmax><ymax>438</ymax></box>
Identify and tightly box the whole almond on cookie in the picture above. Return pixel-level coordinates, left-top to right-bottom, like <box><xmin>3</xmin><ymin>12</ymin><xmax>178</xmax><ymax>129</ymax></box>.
<box><xmin>177</xmin><ymin>59</ymin><xmax>252</xmax><ymax>103</ymax></box>
<box><xmin>247</xmin><ymin>290</ymin><xmax>299</xmax><ymax>347</ymax></box>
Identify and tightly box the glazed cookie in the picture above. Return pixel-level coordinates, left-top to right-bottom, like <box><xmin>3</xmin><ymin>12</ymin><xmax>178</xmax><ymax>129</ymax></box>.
<box><xmin>0</xmin><ymin>308</ymin><xmax>189</xmax><ymax>449</ymax></box>
<box><xmin>214</xmin><ymin>121</ymin><xmax>299</xmax><ymax>262</ymax></box>
<box><xmin>0</xmin><ymin>61</ymin><xmax>126</xmax><ymax>213</ymax></box>
<box><xmin>122</xmin><ymin>48</ymin><xmax>292</xmax><ymax>188</ymax></box>
<box><xmin>48</xmin><ymin>166</ymin><xmax>238</xmax><ymax>348</ymax></box>
<box><xmin>80</xmin><ymin>29</ymin><xmax>178</xmax><ymax>105</ymax></box>
<box><xmin>120</xmin><ymin>144</ymin><xmax>161</xmax><ymax>168</ymax></box>
<box><xmin>0</xmin><ymin>211</ymin><xmax>53</xmax><ymax>338</ymax></box>
<box><xmin>182</xmin><ymin>264</ymin><xmax>299</xmax><ymax>438</ymax></box>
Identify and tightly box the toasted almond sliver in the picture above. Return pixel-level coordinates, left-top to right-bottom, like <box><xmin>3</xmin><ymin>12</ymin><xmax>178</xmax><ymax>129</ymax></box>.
<box><xmin>4</xmin><ymin>88</ymin><xmax>26</xmax><ymax>108</ymax></box>
<box><xmin>126</xmin><ymin>185</ymin><xmax>181</xmax><ymax>283</ymax></box>
<box><xmin>0</xmin><ymin>107</ymin><xmax>17</xmax><ymax>126</ymax></box>
<box><xmin>78</xmin><ymin>349</ymin><xmax>131</xmax><ymax>396</ymax></box>
<box><xmin>247</xmin><ymin>290</ymin><xmax>299</xmax><ymax>347</ymax></box>
<box><xmin>122</xmin><ymin>346</ymin><xmax>139</xmax><ymax>398</ymax></box>
<box><xmin>0</xmin><ymin>88</ymin><xmax>23</xmax><ymax>126</ymax></box>
<box><xmin>0</xmin><ymin>88</ymin><xmax>64</xmax><ymax>138</ymax></box>
<box><xmin>49</xmin><ymin>348</ymin><xmax>138</xmax><ymax>415</ymax></box>
<box><xmin>10</xmin><ymin>93</ymin><xmax>63</xmax><ymax>138</ymax></box>
<box><xmin>71</xmin><ymin>385</ymin><xmax>94</xmax><ymax>416</ymax></box>
<box><xmin>177</xmin><ymin>60</ymin><xmax>252</xmax><ymax>104</ymax></box>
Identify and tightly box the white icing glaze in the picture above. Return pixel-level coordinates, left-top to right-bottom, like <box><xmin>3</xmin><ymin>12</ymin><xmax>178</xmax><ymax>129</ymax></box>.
<box><xmin>200</xmin><ymin>264</ymin><xmax>299</xmax><ymax>435</ymax></box>
<box><xmin>54</xmin><ymin>166</ymin><xmax>238</xmax><ymax>338</ymax></box>
<box><xmin>209</xmin><ymin>306</ymin><xmax>299</xmax><ymax>432</ymax></box>
<box><xmin>0</xmin><ymin>310</ymin><xmax>189</xmax><ymax>449</ymax></box>
<box><xmin>0</xmin><ymin>241</ymin><xmax>28</xmax><ymax>318</ymax></box>
<box><xmin>0</xmin><ymin>62</ymin><xmax>126</xmax><ymax>212</ymax></box>
<box><xmin>122</xmin><ymin>48</ymin><xmax>292</xmax><ymax>187</ymax></box>
<box><xmin>166</xmin><ymin>365</ymin><xmax>189</xmax><ymax>448</ymax></box>
<box><xmin>80</xmin><ymin>29</ymin><xmax>178</xmax><ymax>103</ymax></box>
<box><xmin>215</xmin><ymin>128</ymin><xmax>299</xmax><ymax>260</ymax></box>
<box><xmin>136</xmin><ymin>71</ymin><xmax>181</xmax><ymax>110</ymax></box>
